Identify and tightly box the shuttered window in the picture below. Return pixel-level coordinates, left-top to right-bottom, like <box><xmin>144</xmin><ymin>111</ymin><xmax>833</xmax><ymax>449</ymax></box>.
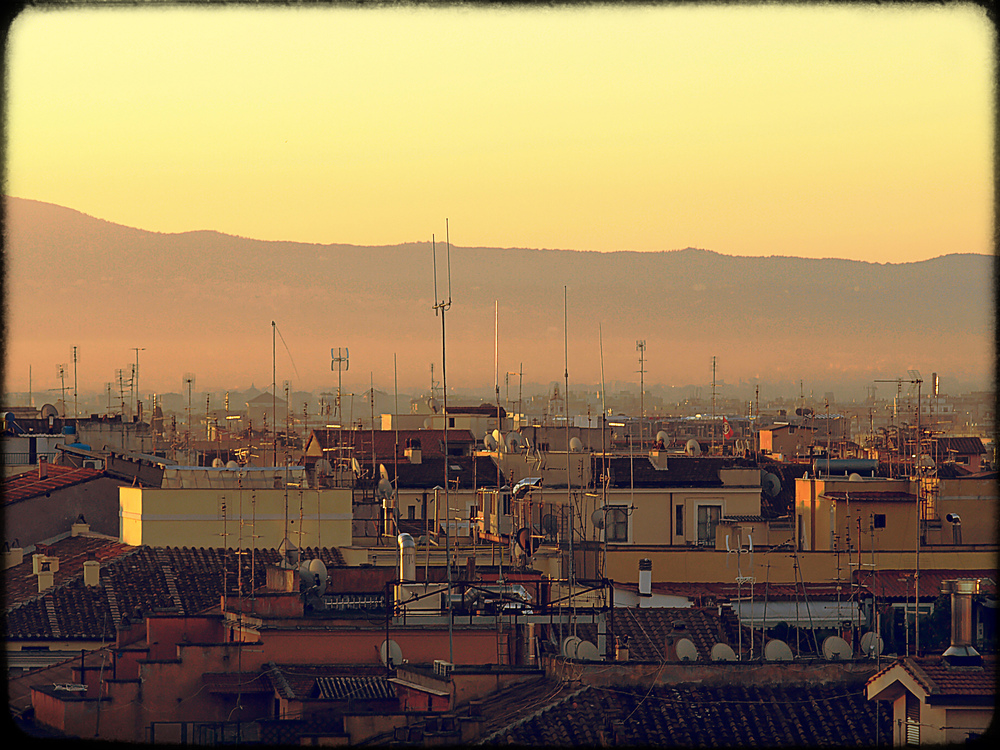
<box><xmin>905</xmin><ymin>692</ymin><xmax>920</xmax><ymax>745</ymax></box>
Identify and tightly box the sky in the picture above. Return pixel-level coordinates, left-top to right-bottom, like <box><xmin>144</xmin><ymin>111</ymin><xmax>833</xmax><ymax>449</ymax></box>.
<box><xmin>4</xmin><ymin>3</ymin><xmax>994</xmax><ymax>263</ymax></box>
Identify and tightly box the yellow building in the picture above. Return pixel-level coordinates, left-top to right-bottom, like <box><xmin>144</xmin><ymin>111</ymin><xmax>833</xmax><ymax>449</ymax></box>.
<box><xmin>120</xmin><ymin>482</ymin><xmax>352</xmax><ymax>549</ymax></box>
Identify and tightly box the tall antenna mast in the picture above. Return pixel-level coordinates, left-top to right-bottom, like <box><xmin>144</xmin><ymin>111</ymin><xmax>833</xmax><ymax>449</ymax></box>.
<box><xmin>564</xmin><ymin>285</ymin><xmax>575</xmax><ymax>638</ymax></box>
<box><xmin>432</xmin><ymin>221</ymin><xmax>454</xmax><ymax>663</ymax></box>
<box><xmin>636</xmin><ymin>340</ymin><xmax>646</xmax><ymax>450</ymax></box>
<box><xmin>73</xmin><ymin>347</ymin><xmax>79</xmax><ymax>420</ymax></box>
<box><xmin>272</xmin><ymin>322</ymin><xmax>277</xmax><ymax>468</ymax></box>
<box><xmin>711</xmin><ymin>356</ymin><xmax>717</xmax><ymax>455</ymax></box>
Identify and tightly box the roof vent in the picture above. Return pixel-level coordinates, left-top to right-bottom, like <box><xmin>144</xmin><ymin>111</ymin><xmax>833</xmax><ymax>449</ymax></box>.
<box><xmin>941</xmin><ymin>579</ymin><xmax>982</xmax><ymax>666</ymax></box>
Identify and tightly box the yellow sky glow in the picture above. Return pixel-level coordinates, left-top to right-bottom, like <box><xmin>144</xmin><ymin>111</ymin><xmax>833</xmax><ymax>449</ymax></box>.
<box><xmin>5</xmin><ymin>4</ymin><xmax>994</xmax><ymax>262</ymax></box>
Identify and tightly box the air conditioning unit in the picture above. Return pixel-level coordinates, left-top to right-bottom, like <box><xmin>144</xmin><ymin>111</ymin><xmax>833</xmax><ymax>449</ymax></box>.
<box><xmin>433</xmin><ymin>659</ymin><xmax>454</xmax><ymax>678</ymax></box>
<box><xmin>83</xmin><ymin>460</ymin><xmax>102</xmax><ymax>470</ymax></box>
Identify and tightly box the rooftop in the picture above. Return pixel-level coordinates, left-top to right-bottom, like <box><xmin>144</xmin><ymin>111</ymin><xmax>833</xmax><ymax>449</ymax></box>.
<box><xmin>3</xmin><ymin>465</ymin><xmax>106</xmax><ymax>504</ymax></box>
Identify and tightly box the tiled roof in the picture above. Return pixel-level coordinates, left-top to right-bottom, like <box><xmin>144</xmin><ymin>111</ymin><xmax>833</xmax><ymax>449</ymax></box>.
<box><xmin>3</xmin><ymin>465</ymin><xmax>104</xmax><ymax>504</ymax></box>
<box><xmin>382</xmin><ymin>455</ymin><xmax>504</xmax><ymax>490</ymax></box>
<box><xmin>264</xmin><ymin>663</ymin><xmax>391</xmax><ymax>701</ymax></box>
<box><xmin>861</xmin><ymin>569</ymin><xmax>996</xmax><ymax>601</ymax></box>
<box><xmin>479</xmin><ymin>681</ymin><xmax>891</xmax><ymax>746</ymax></box>
<box><xmin>576</xmin><ymin>607</ymin><xmax>725</xmax><ymax>661</ymax></box>
<box><xmin>4</xmin><ymin>535</ymin><xmax>133</xmax><ymax>606</ymax></box>
<box><xmin>618</xmin><ymin>580</ymin><xmax>867</xmax><ymax>605</ymax></box>
<box><xmin>934</xmin><ymin>436</ymin><xmax>986</xmax><ymax>456</ymax></box>
<box><xmin>598</xmin><ymin>455</ymin><xmax>755</xmax><ymax>489</ymax></box>
<box><xmin>5</xmin><ymin>545</ymin><xmax>346</xmax><ymax>641</ymax></box>
<box><xmin>871</xmin><ymin>655</ymin><xmax>996</xmax><ymax>700</ymax></box>
<box><xmin>307</xmin><ymin>428</ymin><xmax>476</xmax><ymax>461</ymax></box>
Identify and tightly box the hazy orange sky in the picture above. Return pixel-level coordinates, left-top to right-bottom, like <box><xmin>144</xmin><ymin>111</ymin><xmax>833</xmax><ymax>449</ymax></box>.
<box><xmin>5</xmin><ymin>3</ymin><xmax>994</xmax><ymax>262</ymax></box>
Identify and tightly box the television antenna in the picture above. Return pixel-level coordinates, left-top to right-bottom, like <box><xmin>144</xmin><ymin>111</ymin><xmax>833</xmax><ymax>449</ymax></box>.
<box><xmin>636</xmin><ymin>340</ymin><xmax>646</xmax><ymax>449</ymax></box>
<box><xmin>56</xmin><ymin>364</ymin><xmax>67</xmax><ymax>418</ymax></box>
<box><xmin>183</xmin><ymin>374</ymin><xmax>196</xmax><ymax>462</ymax></box>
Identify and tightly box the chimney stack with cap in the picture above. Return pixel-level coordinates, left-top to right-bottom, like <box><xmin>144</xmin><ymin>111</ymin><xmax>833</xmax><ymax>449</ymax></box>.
<box><xmin>941</xmin><ymin>579</ymin><xmax>982</xmax><ymax>666</ymax></box>
<box><xmin>638</xmin><ymin>558</ymin><xmax>652</xmax><ymax>597</ymax></box>
<box><xmin>38</xmin><ymin>455</ymin><xmax>48</xmax><ymax>480</ymax></box>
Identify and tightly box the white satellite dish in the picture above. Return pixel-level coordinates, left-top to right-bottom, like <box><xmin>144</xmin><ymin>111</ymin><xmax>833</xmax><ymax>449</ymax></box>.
<box><xmin>423</xmin><ymin>418</ymin><xmax>432</xmax><ymax>429</ymax></box>
<box><xmin>226</xmin><ymin>460</ymin><xmax>239</xmax><ymax>469</ymax></box>
<box><xmin>685</xmin><ymin>439</ymin><xmax>702</xmax><ymax>456</ymax></box>
<box><xmin>377</xmin><ymin>477</ymin><xmax>394</xmax><ymax>500</ymax></box>
<box><xmin>351</xmin><ymin>457</ymin><xmax>362</xmax><ymax>475</ymax></box>
<box><xmin>484</xmin><ymin>433</ymin><xmax>498</xmax><ymax>450</ymax></box>
<box><xmin>710</xmin><ymin>643</ymin><xmax>737</xmax><ymax>662</ymax></box>
<box><xmin>212</xmin><ymin>458</ymin><xmax>225</xmax><ymax>468</ymax></box>
<box><xmin>656</xmin><ymin>430</ymin><xmax>669</xmax><ymax>447</ymax></box>
<box><xmin>315</xmin><ymin>458</ymin><xmax>332</xmax><ymax>475</ymax></box>
<box><xmin>848</xmin><ymin>472</ymin><xmax>863</xmax><ymax>482</ymax></box>
<box><xmin>822</xmin><ymin>635</ymin><xmax>852</xmax><ymax>661</ymax></box>
<box><xmin>569</xmin><ymin>436</ymin><xmax>584</xmax><ymax>453</ymax></box>
<box><xmin>591</xmin><ymin>509</ymin><xmax>607</xmax><ymax>530</ymax></box>
<box><xmin>675</xmin><ymin>638</ymin><xmax>699</xmax><ymax>662</ymax></box>
<box><xmin>300</xmin><ymin>558</ymin><xmax>328</xmax><ymax>596</ymax></box>
<box><xmin>576</xmin><ymin>640</ymin><xmax>599</xmax><ymax>661</ymax></box>
<box><xmin>379</xmin><ymin>464</ymin><xmax>390</xmax><ymax>482</ymax></box>
<box><xmin>764</xmin><ymin>639</ymin><xmax>794</xmax><ymax>661</ymax></box>
<box><xmin>860</xmin><ymin>631</ymin><xmax>884</xmax><ymax>657</ymax></box>
<box><xmin>561</xmin><ymin>635</ymin><xmax>582</xmax><ymax>659</ymax></box>
<box><xmin>379</xmin><ymin>639</ymin><xmax>403</xmax><ymax>668</ymax></box>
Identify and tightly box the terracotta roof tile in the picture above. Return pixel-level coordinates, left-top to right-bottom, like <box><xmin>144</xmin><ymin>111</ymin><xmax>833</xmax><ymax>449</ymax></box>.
<box><xmin>4</xmin><ymin>465</ymin><xmax>104</xmax><ymax>504</ymax></box>
<box><xmin>4</xmin><ymin>535</ymin><xmax>133</xmax><ymax>605</ymax></box>
<box><xmin>862</xmin><ymin>569</ymin><xmax>996</xmax><ymax>600</ymax></box>
<box><xmin>901</xmin><ymin>655</ymin><xmax>996</xmax><ymax>697</ymax></box>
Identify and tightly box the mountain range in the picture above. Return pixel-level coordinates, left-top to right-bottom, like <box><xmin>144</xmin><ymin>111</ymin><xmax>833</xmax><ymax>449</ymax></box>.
<box><xmin>3</xmin><ymin>197</ymin><xmax>993</xmax><ymax>398</ymax></box>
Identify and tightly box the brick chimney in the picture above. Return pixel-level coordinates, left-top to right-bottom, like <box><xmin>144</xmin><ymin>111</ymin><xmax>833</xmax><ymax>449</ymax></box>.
<box><xmin>941</xmin><ymin>578</ymin><xmax>982</xmax><ymax>666</ymax></box>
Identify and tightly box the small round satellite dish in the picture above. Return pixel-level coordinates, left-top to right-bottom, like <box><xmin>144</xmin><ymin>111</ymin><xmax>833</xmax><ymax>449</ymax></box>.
<box><xmin>377</xmin><ymin>477</ymin><xmax>394</xmax><ymax>500</ymax></box>
<box><xmin>860</xmin><ymin>631</ymin><xmax>884</xmax><ymax>657</ymax></box>
<box><xmin>576</xmin><ymin>640</ymin><xmax>599</xmax><ymax>661</ymax></box>
<box><xmin>212</xmin><ymin>458</ymin><xmax>225</xmax><ymax>468</ymax></box>
<box><xmin>848</xmin><ymin>473</ymin><xmax>863</xmax><ymax>482</ymax></box>
<box><xmin>591</xmin><ymin>509</ymin><xmax>607</xmax><ymax>530</ymax></box>
<box><xmin>315</xmin><ymin>458</ymin><xmax>332</xmax><ymax>475</ymax></box>
<box><xmin>379</xmin><ymin>464</ymin><xmax>390</xmax><ymax>481</ymax></box>
<box><xmin>569</xmin><ymin>437</ymin><xmax>584</xmax><ymax>453</ymax></box>
<box><xmin>656</xmin><ymin>430</ymin><xmax>669</xmax><ymax>447</ymax></box>
<box><xmin>379</xmin><ymin>639</ymin><xmax>403</xmax><ymax>668</ymax></box>
<box><xmin>562</xmin><ymin>636</ymin><xmax>582</xmax><ymax>659</ymax></box>
<box><xmin>423</xmin><ymin>418</ymin><xmax>432</xmax><ymax>429</ymax></box>
<box><xmin>484</xmin><ymin>433</ymin><xmax>498</xmax><ymax>450</ymax></box>
<box><xmin>226</xmin><ymin>460</ymin><xmax>239</xmax><ymax>469</ymax></box>
<box><xmin>685</xmin><ymin>439</ymin><xmax>702</xmax><ymax>456</ymax></box>
<box><xmin>41</xmin><ymin>403</ymin><xmax>59</xmax><ymax>418</ymax></box>
<box><xmin>710</xmin><ymin>643</ymin><xmax>737</xmax><ymax>662</ymax></box>
<box><xmin>506</xmin><ymin>432</ymin><xmax>524</xmax><ymax>452</ymax></box>
<box><xmin>351</xmin><ymin>457</ymin><xmax>362</xmax><ymax>474</ymax></box>
<box><xmin>761</xmin><ymin>472</ymin><xmax>781</xmax><ymax>497</ymax></box>
<box><xmin>822</xmin><ymin>635</ymin><xmax>852</xmax><ymax>660</ymax></box>
<box><xmin>675</xmin><ymin>638</ymin><xmax>699</xmax><ymax>662</ymax></box>
<box><xmin>427</xmin><ymin>397</ymin><xmax>439</xmax><ymax>414</ymax></box>
<box><xmin>308</xmin><ymin>558</ymin><xmax>328</xmax><ymax>595</ymax></box>
<box><xmin>516</xmin><ymin>527</ymin><xmax>533</xmax><ymax>555</ymax></box>
<box><xmin>764</xmin><ymin>639</ymin><xmax>794</xmax><ymax>662</ymax></box>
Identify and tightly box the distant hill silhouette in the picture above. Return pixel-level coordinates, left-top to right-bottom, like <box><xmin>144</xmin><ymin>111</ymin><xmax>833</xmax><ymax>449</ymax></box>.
<box><xmin>4</xmin><ymin>197</ymin><xmax>993</xmax><ymax>394</ymax></box>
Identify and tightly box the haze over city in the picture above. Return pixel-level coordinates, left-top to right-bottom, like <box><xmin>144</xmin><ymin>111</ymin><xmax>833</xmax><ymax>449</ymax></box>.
<box><xmin>3</xmin><ymin>4</ymin><xmax>994</xmax><ymax>401</ymax></box>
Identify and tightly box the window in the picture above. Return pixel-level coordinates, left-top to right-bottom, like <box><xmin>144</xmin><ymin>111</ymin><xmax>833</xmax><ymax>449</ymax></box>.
<box><xmin>606</xmin><ymin>506</ymin><xmax>629</xmax><ymax>543</ymax></box>
<box><xmin>675</xmin><ymin>505</ymin><xmax>684</xmax><ymax>537</ymax></box>
<box><xmin>873</xmin><ymin>513</ymin><xmax>886</xmax><ymax>529</ymax></box>
<box><xmin>697</xmin><ymin>505</ymin><xmax>722</xmax><ymax>545</ymax></box>
<box><xmin>408</xmin><ymin>506</ymin><xmax>416</xmax><ymax>520</ymax></box>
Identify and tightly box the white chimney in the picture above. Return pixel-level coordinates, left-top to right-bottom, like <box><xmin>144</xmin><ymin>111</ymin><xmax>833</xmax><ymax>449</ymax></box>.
<box><xmin>83</xmin><ymin>559</ymin><xmax>100</xmax><ymax>587</ymax></box>
<box><xmin>638</xmin><ymin>558</ymin><xmax>652</xmax><ymax>597</ymax></box>
<box><xmin>4</xmin><ymin>545</ymin><xmax>24</xmax><ymax>569</ymax></box>
<box><xmin>398</xmin><ymin>533</ymin><xmax>416</xmax><ymax>582</ymax></box>
<box><xmin>37</xmin><ymin>561</ymin><xmax>54</xmax><ymax>592</ymax></box>
<box><xmin>71</xmin><ymin>515</ymin><xmax>91</xmax><ymax>537</ymax></box>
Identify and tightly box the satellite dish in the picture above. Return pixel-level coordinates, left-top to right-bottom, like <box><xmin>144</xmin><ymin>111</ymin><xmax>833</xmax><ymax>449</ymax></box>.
<box><xmin>761</xmin><ymin>472</ymin><xmax>781</xmax><ymax>497</ymax></box>
<box><xmin>379</xmin><ymin>639</ymin><xmax>403</xmax><ymax>668</ymax></box>
<box><xmin>212</xmin><ymin>458</ymin><xmax>225</xmax><ymax>468</ymax></box>
<box><xmin>40</xmin><ymin>403</ymin><xmax>59</xmax><ymax>419</ymax></box>
<box><xmin>226</xmin><ymin>460</ymin><xmax>239</xmax><ymax>469</ymax></box>
<box><xmin>506</xmin><ymin>431</ymin><xmax>524</xmax><ymax>452</ymax></box>
<box><xmin>822</xmin><ymin>635</ymin><xmax>852</xmax><ymax>660</ymax></box>
<box><xmin>576</xmin><ymin>640</ymin><xmax>599</xmax><ymax>661</ymax></box>
<box><xmin>351</xmin><ymin>457</ymin><xmax>362</xmax><ymax>475</ymax></box>
<box><xmin>427</xmin><ymin>397</ymin><xmax>440</xmax><ymax>414</ymax></box>
<box><xmin>710</xmin><ymin>643</ymin><xmax>737</xmax><ymax>662</ymax></box>
<box><xmin>484</xmin><ymin>433</ymin><xmax>498</xmax><ymax>450</ymax></box>
<box><xmin>860</xmin><ymin>631</ymin><xmax>884</xmax><ymax>657</ymax></box>
<box><xmin>685</xmin><ymin>439</ymin><xmax>702</xmax><ymax>456</ymax></box>
<box><xmin>561</xmin><ymin>636</ymin><xmax>582</xmax><ymax>659</ymax></box>
<box><xmin>423</xmin><ymin>418</ymin><xmax>432</xmax><ymax>429</ymax></box>
<box><xmin>569</xmin><ymin>437</ymin><xmax>584</xmax><ymax>453</ymax></box>
<box><xmin>379</xmin><ymin>464</ymin><xmax>390</xmax><ymax>482</ymax></box>
<box><xmin>377</xmin><ymin>477</ymin><xmax>394</xmax><ymax>500</ymax></box>
<box><xmin>656</xmin><ymin>431</ymin><xmax>669</xmax><ymax>448</ymax></box>
<box><xmin>591</xmin><ymin>509</ymin><xmax>607</xmax><ymax>530</ymax></box>
<box><xmin>764</xmin><ymin>639</ymin><xmax>794</xmax><ymax>661</ymax></box>
<box><xmin>300</xmin><ymin>558</ymin><xmax>328</xmax><ymax>596</ymax></box>
<box><xmin>675</xmin><ymin>638</ymin><xmax>699</xmax><ymax>662</ymax></box>
<box><xmin>315</xmin><ymin>458</ymin><xmax>333</xmax><ymax>475</ymax></box>
<box><xmin>541</xmin><ymin>514</ymin><xmax>559</xmax><ymax>539</ymax></box>
<box><xmin>848</xmin><ymin>472</ymin><xmax>863</xmax><ymax>482</ymax></box>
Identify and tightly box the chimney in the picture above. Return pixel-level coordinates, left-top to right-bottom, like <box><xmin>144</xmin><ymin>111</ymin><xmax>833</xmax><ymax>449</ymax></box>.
<box><xmin>4</xmin><ymin>544</ymin><xmax>24</xmax><ymax>569</ymax></box>
<box><xmin>946</xmin><ymin>513</ymin><xmax>962</xmax><ymax>545</ymax></box>
<box><xmin>83</xmin><ymin>555</ymin><xmax>100</xmax><ymax>586</ymax></box>
<box><xmin>664</xmin><ymin>620</ymin><xmax>691</xmax><ymax>662</ymax></box>
<box><xmin>405</xmin><ymin>439</ymin><xmax>422</xmax><ymax>464</ymax></box>
<box><xmin>941</xmin><ymin>579</ymin><xmax>982</xmax><ymax>666</ymax></box>
<box><xmin>38</xmin><ymin>455</ymin><xmax>49</xmax><ymax>480</ymax></box>
<box><xmin>615</xmin><ymin>634</ymin><xmax>630</xmax><ymax>662</ymax></box>
<box><xmin>37</xmin><ymin>560</ymin><xmax>54</xmax><ymax>592</ymax></box>
<box><xmin>398</xmin><ymin>533</ymin><xmax>416</xmax><ymax>582</ymax></box>
<box><xmin>71</xmin><ymin>514</ymin><xmax>91</xmax><ymax>537</ymax></box>
<box><xmin>638</xmin><ymin>558</ymin><xmax>652</xmax><ymax>597</ymax></box>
